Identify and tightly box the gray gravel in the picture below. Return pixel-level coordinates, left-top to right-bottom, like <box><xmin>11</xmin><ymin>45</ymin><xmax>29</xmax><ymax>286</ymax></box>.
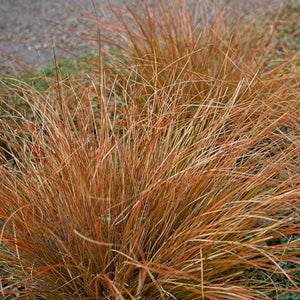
<box><xmin>0</xmin><ymin>0</ymin><xmax>294</xmax><ymax>74</ymax></box>
<box><xmin>0</xmin><ymin>0</ymin><xmax>128</xmax><ymax>73</ymax></box>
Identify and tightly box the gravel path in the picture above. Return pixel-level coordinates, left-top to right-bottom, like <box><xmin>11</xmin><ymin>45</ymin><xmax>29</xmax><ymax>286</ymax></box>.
<box><xmin>0</xmin><ymin>0</ymin><xmax>135</xmax><ymax>73</ymax></box>
<box><xmin>0</xmin><ymin>0</ymin><xmax>293</xmax><ymax>74</ymax></box>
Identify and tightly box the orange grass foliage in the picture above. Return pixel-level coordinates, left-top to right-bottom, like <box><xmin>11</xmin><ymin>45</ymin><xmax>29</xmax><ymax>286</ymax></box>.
<box><xmin>0</xmin><ymin>1</ymin><xmax>299</xmax><ymax>299</ymax></box>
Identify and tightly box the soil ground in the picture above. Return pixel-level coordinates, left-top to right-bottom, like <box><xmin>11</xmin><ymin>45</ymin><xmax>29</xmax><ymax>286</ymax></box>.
<box><xmin>0</xmin><ymin>0</ymin><xmax>126</xmax><ymax>73</ymax></box>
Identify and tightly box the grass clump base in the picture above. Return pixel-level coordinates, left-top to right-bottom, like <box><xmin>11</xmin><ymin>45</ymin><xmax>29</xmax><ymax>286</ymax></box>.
<box><xmin>0</xmin><ymin>1</ymin><xmax>299</xmax><ymax>299</ymax></box>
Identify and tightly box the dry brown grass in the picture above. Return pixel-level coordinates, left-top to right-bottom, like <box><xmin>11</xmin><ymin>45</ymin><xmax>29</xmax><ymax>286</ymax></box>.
<box><xmin>0</xmin><ymin>1</ymin><xmax>299</xmax><ymax>299</ymax></box>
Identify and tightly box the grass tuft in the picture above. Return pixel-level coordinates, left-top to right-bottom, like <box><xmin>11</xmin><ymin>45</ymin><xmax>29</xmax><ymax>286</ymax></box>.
<box><xmin>0</xmin><ymin>1</ymin><xmax>299</xmax><ymax>299</ymax></box>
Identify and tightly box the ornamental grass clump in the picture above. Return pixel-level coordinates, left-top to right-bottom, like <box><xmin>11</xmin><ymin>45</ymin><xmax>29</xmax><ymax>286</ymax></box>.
<box><xmin>0</xmin><ymin>0</ymin><xmax>299</xmax><ymax>299</ymax></box>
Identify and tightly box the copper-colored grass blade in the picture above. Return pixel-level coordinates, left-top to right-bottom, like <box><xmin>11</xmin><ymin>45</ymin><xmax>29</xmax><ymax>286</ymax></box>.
<box><xmin>1</xmin><ymin>0</ymin><xmax>299</xmax><ymax>299</ymax></box>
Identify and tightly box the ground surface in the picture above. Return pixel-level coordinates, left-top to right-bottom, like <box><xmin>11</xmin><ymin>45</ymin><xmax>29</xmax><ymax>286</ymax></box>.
<box><xmin>0</xmin><ymin>0</ymin><xmax>128</xmax><ymax>73</ymax></box>
<box><xmin>0</xmin><ymin>0</ymin><xmax>293</xmax><ymax>73</ymax></box>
